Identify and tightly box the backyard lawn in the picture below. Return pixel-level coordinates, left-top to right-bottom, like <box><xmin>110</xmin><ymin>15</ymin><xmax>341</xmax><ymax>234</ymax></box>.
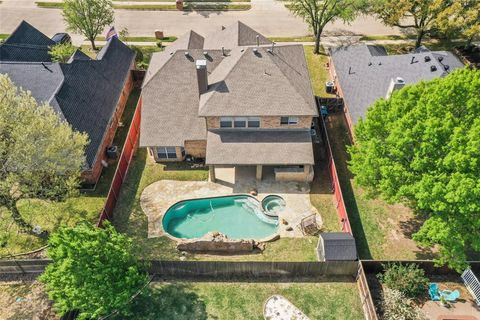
<box><xmin>146</xmin><ymin>282</ymin><xmax>364</xmax><ymax>320</ymax></box>
<box><xmin>0</xmin><ymin>90</ymin><xmax>141</xmax><ymax>257</ymax></box>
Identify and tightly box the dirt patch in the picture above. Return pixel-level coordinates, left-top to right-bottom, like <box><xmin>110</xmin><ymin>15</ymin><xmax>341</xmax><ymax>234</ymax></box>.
<box><xmin>0</xmin><ymin>281</ymin><xmax>58</xmax><ymax>320</ymax></box>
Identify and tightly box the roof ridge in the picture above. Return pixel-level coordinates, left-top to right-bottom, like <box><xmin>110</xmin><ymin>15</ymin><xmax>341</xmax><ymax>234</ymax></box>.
<box><xmin>268</xmin><ymin>45</ymin><xmax>316</xmax><ymax>111</ymax></box>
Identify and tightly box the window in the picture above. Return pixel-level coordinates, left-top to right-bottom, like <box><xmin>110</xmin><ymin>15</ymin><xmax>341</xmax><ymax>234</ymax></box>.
<box><xmin>247</xmin><ymin>117</ymin><xmax>260</xmax><ymax>128</ymax></box>
<box><xmin>219</xmin><ymin>117</ymin><xmax>261</xmax><ymax>128</ymax></box>
<box><xmin>157</xmin><ymin>146</ymin><xmax>178</xmax><ymax>159</ymax></box>
<box><xmin>280</xmin><ymin>116</ymin><xmax>298</xmax><ymax>125</ymax></box>
<box><xmin>220</xmin><ymin>117</ymin><xmax>233</xmax><ymax>128</ymax></box>
<box><xmin>234</xmin><ymin>117</ymin><xmax>247</xmax><ymax>128</ymax></box>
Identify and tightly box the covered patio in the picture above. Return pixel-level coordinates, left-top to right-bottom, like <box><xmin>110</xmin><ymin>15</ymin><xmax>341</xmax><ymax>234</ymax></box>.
<box><xmin>206</xmin><ymin>130</ymin><xmax>315</xmax><ymax>182</ymax></box>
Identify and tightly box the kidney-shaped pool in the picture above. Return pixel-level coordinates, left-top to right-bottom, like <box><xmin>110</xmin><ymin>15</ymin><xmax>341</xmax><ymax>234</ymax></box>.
<box><xmin>162</xmin><ymin>195</ymin><xmax>279</xmax><ymax>240</ymax></box>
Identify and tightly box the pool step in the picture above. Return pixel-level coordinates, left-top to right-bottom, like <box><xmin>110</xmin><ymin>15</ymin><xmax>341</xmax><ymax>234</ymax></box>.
<box><xmin>236</xmin><ymin>198</ymin><xmax>278</xmax><ymax>226</ymax></box>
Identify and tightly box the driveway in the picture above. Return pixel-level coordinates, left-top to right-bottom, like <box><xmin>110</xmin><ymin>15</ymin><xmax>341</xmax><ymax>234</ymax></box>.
<box><xmin>141</xmin><ymin>166</ymin><xmax>320</xmax><ymax>238</ymax></box>
<box><xmin>0</xmin><ymin>0</ymin><xmax>399</xmax><ymax>44</ymax></box>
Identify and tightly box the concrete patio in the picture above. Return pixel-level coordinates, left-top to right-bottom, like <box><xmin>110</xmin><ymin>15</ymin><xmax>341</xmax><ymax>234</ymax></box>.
<box><xmin>141</xmin><ymin>166</ymin><xmax>320</xmax><ymax>238</ymax></box>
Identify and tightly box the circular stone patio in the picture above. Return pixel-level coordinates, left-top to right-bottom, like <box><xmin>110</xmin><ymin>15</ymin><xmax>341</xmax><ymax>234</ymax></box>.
<box><xmin>141</xmin><ymin>179</ymin><xmax>321</xmax><ymax>239</ymax></box>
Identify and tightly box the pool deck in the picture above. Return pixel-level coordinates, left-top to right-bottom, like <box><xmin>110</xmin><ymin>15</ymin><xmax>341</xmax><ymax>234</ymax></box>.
<box><xmin>141</xmin><ymin>166</ymin><xmax>321</xmax><ymax>238</ymax></box>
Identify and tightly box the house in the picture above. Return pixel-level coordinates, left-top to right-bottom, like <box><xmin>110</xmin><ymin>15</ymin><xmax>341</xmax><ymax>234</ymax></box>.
<box><xmin>0</xmin><ymin>21</ymin><xmax>136</xmax><ymax>185</ymax></box>
<box><xmin>140</xmin><ymin>21</ymin><xmax>318</xmax><ymax>182</ymax></box>
<box><xmin>328</xmin><ymin>44</ymin><xmax>464</xmax><ymax>136</ymax></box>
<box><xmin>316</xmin><ymin>232</ymin><xmax>357</xmax><ymax>261</ymax></box>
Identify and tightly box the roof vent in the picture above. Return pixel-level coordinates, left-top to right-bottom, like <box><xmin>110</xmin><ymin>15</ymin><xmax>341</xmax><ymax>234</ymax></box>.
<box><xmin>424</xmin><ymin>56</ymin><xmax>431</xmax><ymax>62</ymax></box>
<box><xmin>444</xmin><ymin>65</ymin><xmax>450</xmax><ymax>71</ymax></box>
<box><xmin>410</xmin><ymin>56</ymin><xmax>418</xmax><ymax>64</ymax></box>
<box><xmin>270</xmin><ymin>42</ymin><xmax>275</xmax><ymax>53</ymax></box>
<box><xmin>221</xmin><ymin>46</ymin><xmax>225</xmax><ymax>56</ymax></box>
<box><xmin>431</xmin><ymin>65</ymin><xmax>437</xmax><ymax>72</ymax></box>
<box><xmin>368</xmin><ymin>62</ymin><xmax>372</xmax><ymax>66</ymax></box>
<box><xmin>203</xmin><ymin>51</ymin><xmax>209</xmax><ymax>57</ymax></box>
<box><xmin>438</xmin><ymin>56</ymin><xmax>444</xmax><ymax>62</ymax></box>
<box><xmin>184</xmin><ymin>51</ymin><xmax>190</xmax><ymax>57</ymax></box>
<box><xmin>256</xmin><ymin>35</ymin><xmax>259</xmax><ymax>47</ymax></box>
<box><xmin>253</xmin><ymin>48</ymin><xmax>258</xmax><ymax>54</ymax></box>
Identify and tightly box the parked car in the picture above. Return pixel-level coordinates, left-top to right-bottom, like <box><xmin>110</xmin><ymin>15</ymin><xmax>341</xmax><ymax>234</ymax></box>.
<box><xmin>51</xmin><ymin>33</ymin><xmax>71</xmax><ymax>45</ymax></box>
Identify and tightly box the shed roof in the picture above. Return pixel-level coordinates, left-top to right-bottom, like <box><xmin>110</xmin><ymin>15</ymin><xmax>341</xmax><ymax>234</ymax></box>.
<box><xmin>206</xmin><ymin>129</ymin><xmax>314</xmax><ymax>165</ymax></box>
<box><xmin>318</xmin><ymin>232</ymin><xmax>357</xmax><ymax>261</ymax></box>
<box><xmin>329</xmin><ymin>44</ymin><xmax>464</xmax><ymax>124</ymax></box>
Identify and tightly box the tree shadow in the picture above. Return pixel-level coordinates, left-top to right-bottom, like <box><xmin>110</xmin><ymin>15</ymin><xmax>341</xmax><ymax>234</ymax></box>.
<box><xmin>124</xmin><ymin>283</ymin><xmax>209</xmax><ymax>320</ymax></box>
<box><xmin>323</xmin><ymin>113</ymin><xmax>372</xmax><ymax>259</ymax></box>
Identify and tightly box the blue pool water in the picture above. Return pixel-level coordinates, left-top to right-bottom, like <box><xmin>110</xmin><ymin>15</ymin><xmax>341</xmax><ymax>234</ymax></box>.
<box><xmin>162</xmin><ymin>195</ymin><xmax>279</xmax><ymax>240</ymax></box>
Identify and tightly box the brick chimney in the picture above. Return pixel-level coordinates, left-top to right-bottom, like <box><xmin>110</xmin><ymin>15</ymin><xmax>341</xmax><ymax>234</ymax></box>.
<box><xmin>196</xmin><ymin>60</ymin><xmax>208</xmax><ymax>95</ymax></box>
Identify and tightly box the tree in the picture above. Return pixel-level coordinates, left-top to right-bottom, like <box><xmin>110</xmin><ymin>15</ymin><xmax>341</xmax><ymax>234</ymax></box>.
<box><xmin>435</xmin><ymin>0</ymin><xmax>480</xmax><ymax>46</ymax></box>
<box><xmin>40</xmin><ymin>223</ymin><xmax>149</xmax><ymax>319</ymax></box>
<box><xmin>348</xmin><ymin>69</ymin><xmax>480</xmax><ymax>271</ymax></box>
<box><xmin>0</xmin><ymin>75</ymin><xmax>88</xmax><ymax>237</ymax></box>
<box><xmin>287</xmin><ymin>0</ymin><xmax>366</xmax><ymax>54</ymax></box>
<box><xmin>62</xmin><ymin>0</ymin><xmax>114</xmax><ymax>50</ymax></box>
<box><xmin>370</xmin><ymin>0</ymin><xmax>455</xmax><ymax>48</ymax></box>
<box><xmin>49</xmin><ymin>43</ymin><xmax>76</xmax><ymax>63</ymax></box>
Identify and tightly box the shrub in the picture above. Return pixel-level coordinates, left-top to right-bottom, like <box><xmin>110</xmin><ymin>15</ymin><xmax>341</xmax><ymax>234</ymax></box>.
<box><xmin>130</xmin><ymin>45</ymin><xmax>144</xmax><ymax>64</ymax></box>
<box><xmin>156</xmin><ymin>40</ymin><xmax>162</xmax><ymax>48</ymax></box>
<box><xmin>378</xmin><ymin>263</ymin><xmax>428</xmax><ymax>299</ymax></box>
<box><xmin>382</xmin><ymin>288</ymin><xmax>427</xmax><ymax>320</ymax></box>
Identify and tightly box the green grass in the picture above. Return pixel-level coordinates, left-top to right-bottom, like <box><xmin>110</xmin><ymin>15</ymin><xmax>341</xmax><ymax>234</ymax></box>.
<box><xmin>80</xmin><ymin>45</ymin><xmax>162</xmax><ymax>68</ymax></box>
<box><xmin>325</xmin><ymin>114</ymin><xmax>435</xmax><ymax>261</ymax></box>
<box><xmin>0</xmin><ymin>34</ymin><xmax>9</xmax><ymax>40</ymax></box>
<box><xmin>0</xmin><ymin>90</ymin><xmax>141</xmax><ymax>257</ymax></box>
<box><xmin>36</xmin><ymin>1</ymin><xmax>251</xmax><ymax>10</ymax></box>
<box><xmin>141</xmin><ymin>282</ymin><xmax>365</xmax><ymax>320</ymax></box>
<box><xmin>269</xmin><ymin>36</ymin><xmax>314</xmax><ymax>43</ymax></box>
<box><xmin>381</xmin><ymin>40</ymin><xmax>463</xmax><ymax>55</ymax></box>
<box><xmin>304</xmin><ymin>45</ymin><xmax>335</xmax><ymax>98</ymax></box>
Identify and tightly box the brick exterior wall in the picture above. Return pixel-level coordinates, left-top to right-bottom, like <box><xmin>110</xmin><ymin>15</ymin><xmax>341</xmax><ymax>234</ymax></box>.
<box><xmin>329</xmin><ymin>57</ymin><xmax>354</xmax><ymax>139</ymax></box>
<box><xmin>206</xmin><ymin>116</ymin><xmax>312</xmax><ymax>130</ymax></box>
<box><xmin>185</xmin><ymin>140</ymin><xmax>207</xmax><ymax>158</ymax></box>
<box><xmin>81</xmin><ymin>62</ymin><xmax>135</xmax><ymax>185</ymax></box>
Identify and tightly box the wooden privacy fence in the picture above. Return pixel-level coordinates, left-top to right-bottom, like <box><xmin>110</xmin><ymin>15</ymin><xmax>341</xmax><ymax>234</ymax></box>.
<box><xmin>357</xmin><ymin>261</ymin><xmax>378</xmax><ymax>320</ymax></box>
<box><xmin>0</xmin><ymin>259</ymin><xmax>359</xmax><ymax>279</ymax></box>
<box><xmin>149</xmin><ymin>260</ymin><xmax>359</xmax><ymax>279</ymax></box>
<box><xmin>97</xmin><ymin>97</ymin><xmax>142</xmax><ymax>227</ymax></box>
<box><xmin>361</xmin><ymin>260</ymin><xmax>480</xmax><ymax>275</ymax></box>
<box><xmin>317</xmin><ymin>106</ymin><xmax>352</xmax><ymax>234</ymax></box>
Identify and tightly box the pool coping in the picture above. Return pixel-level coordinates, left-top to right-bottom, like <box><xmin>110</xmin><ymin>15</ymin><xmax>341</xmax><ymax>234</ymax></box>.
<box><xmin>160</xmin><ymin>193</ymin><xmax>281</xmax><ymax>243</ymax></box>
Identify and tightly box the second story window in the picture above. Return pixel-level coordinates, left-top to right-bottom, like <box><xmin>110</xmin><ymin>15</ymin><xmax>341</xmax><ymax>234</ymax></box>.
<box><xmin>280</xmin><ymin>116</ymin><xmax>299</xmax><ymax>125</ymax></box>
<box><xmin>220</xmin><ymin>117</ymin><xmax>233</xmax><ymax>128</ymax></box>
<box><xmin>219</xmin><ymin>117</ymin><xmax>261</xmax><ymax>128</ymax></box>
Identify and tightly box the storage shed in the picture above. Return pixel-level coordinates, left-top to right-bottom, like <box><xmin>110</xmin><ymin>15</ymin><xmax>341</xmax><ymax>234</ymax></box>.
<box><xmin>317</xmin><ymin>232</ymin><xmax>357</xmax><ymax>261</ymax></box>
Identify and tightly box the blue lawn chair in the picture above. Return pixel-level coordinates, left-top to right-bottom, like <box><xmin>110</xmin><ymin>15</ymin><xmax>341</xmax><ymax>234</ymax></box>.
<box><xmin>441</xmin><ymin>289</ymin><xmax>460</xmax><ymax>302</ymax></box>
<box><xmin>429</xmin><ymin>283</ymin><xmax>441</xmax><ymax>301</ymax></box>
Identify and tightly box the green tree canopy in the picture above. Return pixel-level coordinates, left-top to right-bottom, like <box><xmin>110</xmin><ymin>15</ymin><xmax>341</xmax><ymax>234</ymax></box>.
<box><xmin>435</xmin><ymin>0</ymin><xmax>480</xmax><ymax>45</ymax></box>
<box><xmin>62</xmin><ymin>0</ymin><xmax>114</xmax><ymax>50</ymax></box>
<box><xmin>40</xmin><ymin>223</ymin><xmax>149</xmax><ymax>319</ymax></box>
<box><xmin>287</xmin><ymin>0</ymin><xmax>366</xmax><ymax>54</ymax></box>
<box><xmin>349</xmin><ymin>68</ymin><xmax>480</xmax><ymax>271</ymax></box>
<box><xmin>48</xmin><ymin>43</ymin><xmax>76</xmax><ymax>63</ymax></box>
<box><xmin>370</xmin><ymin>0</ymin><xmax>456</xmax><ymax>48</ymax></box>
<box><xmin>0</xmin><ymin>74</ymin><xmax>88</xmax><ymax>237</ymax></box>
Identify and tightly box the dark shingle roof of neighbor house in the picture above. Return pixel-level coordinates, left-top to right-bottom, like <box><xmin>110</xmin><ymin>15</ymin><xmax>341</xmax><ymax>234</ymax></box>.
<box><xmin>318</xmin><ymin>232</ymin><xmax>357</xmax><ymax>261</ymax></box>
<box><xmin>0</xmin><ymin>22</ymin><xmax>135</xmax><ymax>168</ymax></box>
<box><xmin>140</xmin><ymin>21</ymin><xmax>317</xmax><ymax>149</ymax></box>
<box><xmin>329</xmin><ymin>44</ymin><xmax>464</xmax><ymax>125</ymax></box>
<box><xmin>206</xmin><ymin>130</ymin><xmax>314</xmax><ymax>165</ymax></box>
<box><xmin>0</xmin><ymin>20</ymin><xmax>56</xmax><ymax>62</ymax></box>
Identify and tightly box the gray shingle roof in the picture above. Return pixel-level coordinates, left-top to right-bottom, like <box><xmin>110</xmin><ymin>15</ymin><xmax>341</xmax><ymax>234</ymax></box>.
<box><xmin>203</xmin><ymin>21</ymin><xmax>271</xmax><ymax>49</ymax></box>
<box><xmin>140</xmin><ymin>49</ymin><xmax>225</xmax><ymax>147</ymax></box>
<box><xmin>1</xmin><ymin>22</ymin><xmax>135</xmax><ymax>168</ymax></box>
<box><xmin>140</xmin><ymin>21</ymin><xmax>317</xmax><ymax>149</ymax></box>
<box><xmin>206</xmin><ymin>129</ymin><xmax>314</xmax><ymax>165</ymax></box>
<box><xmin>318</xmin><ymin>232</ymin><xmax>357</xmax><ymax>261</ymax></box>
<box><xmin>199</xmin><ymin>45</ymin><xmax>317</xmax><ymax>117</ymax></box>
<box><xmin>329</xmin><ymin>44</ymin><xmax>464</xmax><ymax>124</ymax></box>
<box><xmin>0</xmin><ymin>21</ymin><xmax>56</xmax><ymax>62</ymax></box>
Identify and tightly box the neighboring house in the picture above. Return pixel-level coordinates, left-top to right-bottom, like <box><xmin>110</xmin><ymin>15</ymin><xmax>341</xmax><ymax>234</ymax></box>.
<box><xmin>140</xmin><ymin>21</ymin><xmax>318</xmax><ymax>182</ymax></box>
<box><xmin>328</xmin><ymin>44</ymin><xmax>464</xmax><ymax>136</ymax></box>
<box><xmin>0</xmin><ymin>21</ymin><xmax>136</xmax><ymax>185</ymax></box>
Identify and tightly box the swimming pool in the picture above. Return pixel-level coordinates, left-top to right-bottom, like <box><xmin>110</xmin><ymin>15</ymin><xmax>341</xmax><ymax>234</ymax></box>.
<box><xmin>162</xmin><ymin>195</ymin><xmax>279</xmax><ymax>240</ymax></box>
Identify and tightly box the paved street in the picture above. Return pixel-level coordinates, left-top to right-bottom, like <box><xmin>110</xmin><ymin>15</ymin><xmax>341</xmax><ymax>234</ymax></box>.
<box><xmin>0</xmin><ymin>0</ymin><xmax>399</xmax><ymax>44</ymax></box>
